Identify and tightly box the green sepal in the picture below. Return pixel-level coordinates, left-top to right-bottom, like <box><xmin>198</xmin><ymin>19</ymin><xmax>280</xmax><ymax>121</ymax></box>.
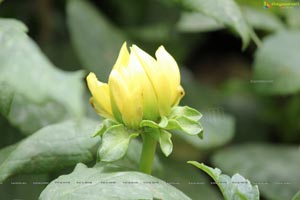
<box><xmin>167</xmin><ymin>116</ymin><xmax>203</xmax><ymax>137</ymax></box>
<box><xmin>170</xmin><ymin>106</ymin><xmax>202</xmax><ymax>121</ymax></box>
<box><xmin>98</xmin><ymin>124</ymin><xmax>139</xmax><ymax>162</ymax></box>
<box><xmin>141</xmin><ymin>125</ymin><xmax>173</xmax><ymax>157</ymax></box>
<box><xmin>159</xmin><ymin>130</ymin><xmax>173</xmax><ymax>157</ymax></box>
<box><xmin>144</xmin><ymin>126</ymin><xmax>160</xmax><ymax>141</ymax></box>
<box><xmin>92</xmin><ymin>119</ymin><xmax>118</xmax><ymax>137</ymax></box>
<box><xmin>140</xmin><ymin>117</ymin><xmax>168</xmax><ymax>129</ymax></box>
<box><xmin>140</xmin><ymin>106</ymin><xmax>203</xmax><ymax>138</ymax></box>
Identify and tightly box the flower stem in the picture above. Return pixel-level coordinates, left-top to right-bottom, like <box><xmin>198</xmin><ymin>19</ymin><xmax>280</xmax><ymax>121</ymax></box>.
<box><xmin>139</xmin><ymin>133</ymin><xmax>157</xmax><ymax>174</ymax></box>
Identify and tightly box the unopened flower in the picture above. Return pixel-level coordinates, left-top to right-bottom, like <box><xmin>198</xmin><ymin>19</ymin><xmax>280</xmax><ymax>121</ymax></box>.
<box><xmin>87</xmin><ymin>42</ymin><xmax>185</xmax><ymax>129</ymax></box>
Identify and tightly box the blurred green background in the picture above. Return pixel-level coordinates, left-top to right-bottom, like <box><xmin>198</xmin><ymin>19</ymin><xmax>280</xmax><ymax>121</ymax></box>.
<box><xmin>0</xmin><ymin>0</ymin><xmax>300</xmax><ymax>199</ymax></box>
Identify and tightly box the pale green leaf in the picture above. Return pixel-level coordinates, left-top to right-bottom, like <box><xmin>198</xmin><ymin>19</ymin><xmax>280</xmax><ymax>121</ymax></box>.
<box><xmin>0</xmin><ymin>18</ymin><xmax>84</xmax><ymax>119</ymax></box>
<box><xmin>67</xmin><ymin>0</ymin><xmax>126</xmax><ymax>81</ymax></box>
<box><xmin>253</xmin><ymin>31</ymin><xmax>300</xmax><ymax>95</ymax></box>
<box><xmin>0</xmin><ymin>119</ymin><xmax>100</xmax><ymax>182</ymax></box>
<box><xmin>99</xmin><ymin>124</ymin><xmax>138</xmax><ymax>162</ymax></box>
<box><xmin>39</xmin><ymin>163</ymin><xmax>191</xmax><ymax>200</ymax></box>
<box><xmin>176</xmin><ymin>0</ymin><xmax>256</xmax><ymax>48</ymax></box>
<box><xmin>159</xmin><ymin>130</ymin><xmax>173</xmax><ymax>157</ymax></box>
<box><xmin>7</xmin><ymin>94</ymin><xmax>68</xmax><ymax>134</ymax></box>
<box><xmin>188</xmin><ymin>161</ymin><xmax>259</xmax><ymax>200</ymax></box>
<box><xmin>212</xmin><ymin>144</ymin><xmax>300</xmax><ymax>200</ymax></box>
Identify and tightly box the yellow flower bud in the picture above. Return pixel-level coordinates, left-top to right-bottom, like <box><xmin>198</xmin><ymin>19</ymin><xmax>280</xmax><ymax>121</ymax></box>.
<box><xmin>86</xmin><ymin>42</ymin><xmax>185</xmax><ymax>129</ymax></box>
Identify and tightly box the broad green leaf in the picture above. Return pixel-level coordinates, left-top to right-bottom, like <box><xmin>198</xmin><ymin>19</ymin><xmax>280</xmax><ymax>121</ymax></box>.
<box><xmin>177</xmin><ymin>12</ymin><xmax>223</xmax><ymax>32</ymax></box>
<box><xmin>39</xmin><ymin>163</ymin><xmax>191</xmax><ymax>200</ymax></box>
<box><xmin>212</xmin><ymin>144</ymin><xmax>300</xmax><ymax>200</ymax></box>
<box><xmin>0</xmin><ymin>119</ymin><xmax>100</xmax><ymax>182</ymax></box>
<box><xmin>99</xmin><ymin>124</ymin><xmax>138</xmax><ymax>162</ymax></box>
<box><xmin>0</xmin><ymin>18</ymin><xmax>84</xmax><ymax>119</ymax></box>
<box><xmin>177</xmin><ymin>6</ymin><xmax>284</xmax><ymax>33</ymax></box>
<box><xmin>292</xmin><ymin>191</ymin><xmax>300</xmax><ymax>200</ymax></box>
<box><xmin>67</xmin><ymin>0</ymin><xmax>126</xmax><ymax>81</ymax></box>
<box><xmin>158</xmin><ymin>159</ymin><xmax>221</xmax><ymax>200</ymax></box>
<box><xmin>159</xmin><ymin>130</ymin><xmax>173</xmax><ymax>157</ymax></box>
<box><xmin>188</xmin><ymin>161</ymin><xmax>259</xmax><ymax>200</ymax></box>
<box><xmin>176</xmin><ymin>0</ymin><xmax>255</xmax><ymax>48</ymax></box>
<box><xmin>253</xmin><ymin>31</ymin><xmax>300</xmax><ymax>95</ymax></box>
<box><xmin>7</xmin><ymin>94</ymin><xmax>68</xmax><ymax>134</ymax></box>
<box><xmin>0</xmin><ymin>81</ymin><xmax>14</xmax><ymax>116</ymax></box>
<box><xmin>175</xmin><ymin>113</ymin><xmax>235</xmax><ymax>149</ymax></box>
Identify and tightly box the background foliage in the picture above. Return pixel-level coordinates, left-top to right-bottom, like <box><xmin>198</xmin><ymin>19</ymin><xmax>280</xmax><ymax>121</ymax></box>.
<box><xmin>0</xmin><ymin>0</ymin><xmax>300</xmax><ymax>199</ymax></box>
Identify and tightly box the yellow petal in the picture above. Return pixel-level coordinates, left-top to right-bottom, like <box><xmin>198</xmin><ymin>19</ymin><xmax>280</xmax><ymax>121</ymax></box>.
<box><xmin>113</xmin><ymin>42</ymin><xmax>130</xmax><ymax>70</ymax></box>
<box><xmin>109</xmin><ymin>69</ymin><xmax>143</xmax><ymax>128</ymax></box>
<box><xmin>155</xmin><ymin>46</ymin><xmax>181</xmax><ymax>108</ymax></box>
<box><xmin>130</xmin><ymin>48</ymin><xmax>160</xmax><ymax>120</ymax></box>
<box><xmin>132</xmin><ymin>45</ymin><xmax>171</xmax><ymax>117</ymax></box>
<box><xmin>86</xmin><ymin>72</ymin><xmax>113</xmax><ymax>119</ymax></box>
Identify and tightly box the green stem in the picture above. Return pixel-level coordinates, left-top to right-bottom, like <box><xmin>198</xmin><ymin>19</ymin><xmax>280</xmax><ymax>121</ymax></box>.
<box><xmin>139</xmin><ymin>133</ymin><xmax>157</xmax><ymax>174</ymax></box>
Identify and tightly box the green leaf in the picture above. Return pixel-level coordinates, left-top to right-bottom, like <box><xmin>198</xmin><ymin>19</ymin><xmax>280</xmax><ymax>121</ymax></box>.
<box><xmin>7</xmin><ymin>94</ymin><xmax>68</xmax><ymax>134</ymax></box>
<box><xmin>177</xmin><ymin>12</ymin><xmax>224</xmax><ymax>32</ymax></box>
<box><xmin>170</xmin><ymin>106</ymin><xmax>202</xmax><ymax>121</ymax></box>
<box><xmin>176</xmin><ymin>0</ymin><xmax>256</xmax><ymax>49</ymax></box>
<box><xmin>212</xmin><ymin>144</ymin><xmax>300</xmax><ymax>200</ymax></box>
<box><xmin>67</xmin><ymin>0</ymin><xmax>126</xmax><ymax>81</ymax></box>
<box><xmin>0</xmin><ymin>18</ymin><xmax>84</xmax><ymax>119</ymax></box>
<box><xmin>159</xmin><ymin>130</ymin><xmax>173</xmax><ymax>157</ymax></box>
<box><xmin>188</xmin><ymin>161</ymin><xmax>260</xmax><ymax>200</ymax></box>
<box><xmin>0</xmin><ymin>119</ymin><xmax>100</xmax><ymax>182</ymax></box>
<box><xmin>0</xmin><ymin>81</ymin><xmax>14</xmax><ymax>116</ymax></box>
<box><xmin>39</xmin><ymin>163</ymin><xmax>191</xmax><ymax>200</ymax></box>
<box><xmin>253</xmin><ymin>31</ymin><xmax>300</xmax><ymax>95</ymax></box>
<box><xmin>99</xmin><ymin>124</ymin><xmax>138</xmax><ymax>162</ymax></box>
<box><xmin>175</xmin><ymin>113</ymin><xmax>235</xmax><ymax>149</ymax></box>
<box><xmin>292</xmin><ymin>191</ymin><xmax>300</xmax><ymax>200</ymax></box>
<box><xmin>242</xmin><ymin>6</ymin><xmax>284</xmax><ymax>32</ymax></box>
